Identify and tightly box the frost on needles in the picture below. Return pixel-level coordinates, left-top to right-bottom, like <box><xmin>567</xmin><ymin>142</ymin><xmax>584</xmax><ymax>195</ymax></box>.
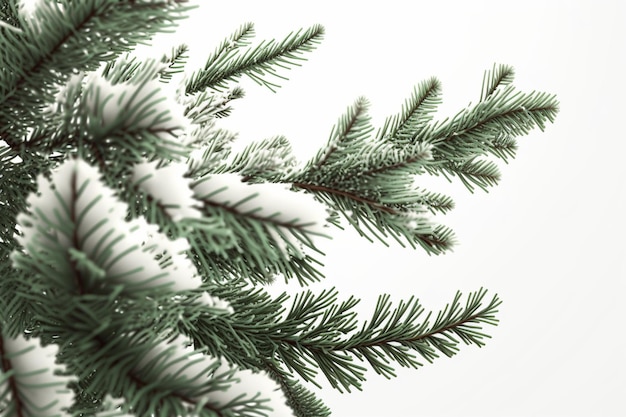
<box><xmin>0</xmin><ymin>1</ymin><xmax>558</xmax><ymax>416</ymax></box>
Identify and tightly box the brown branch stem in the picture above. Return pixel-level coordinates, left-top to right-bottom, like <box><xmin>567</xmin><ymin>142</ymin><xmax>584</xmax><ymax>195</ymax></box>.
<box><xmin>292</xmin><ymin>182</ymin><xmax>396</xmax><ymax>215</ymax></box>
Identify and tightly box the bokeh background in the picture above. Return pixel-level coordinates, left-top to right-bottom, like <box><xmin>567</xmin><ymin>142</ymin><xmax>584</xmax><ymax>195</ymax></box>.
<box><xmin>151</xmin><ymin>1</ymin><xmax>625</xmax><ymax>415</ymax></box>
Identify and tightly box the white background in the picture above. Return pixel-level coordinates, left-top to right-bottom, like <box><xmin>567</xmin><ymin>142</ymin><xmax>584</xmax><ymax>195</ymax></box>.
<box><xmin>154</xmin><ymin>1</ymin><xmax>625</xmax><ymax>416</ymax></box>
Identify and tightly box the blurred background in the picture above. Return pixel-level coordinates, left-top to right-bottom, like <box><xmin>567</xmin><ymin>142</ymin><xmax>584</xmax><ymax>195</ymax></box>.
<box><xmin>151</xmin><ymin>1</ymin><xmax>625</xmax><ymax>415</ymax></box>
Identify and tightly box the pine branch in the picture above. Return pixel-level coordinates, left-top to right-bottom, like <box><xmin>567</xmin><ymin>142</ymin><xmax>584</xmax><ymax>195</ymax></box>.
<box><xmin>185</xmin><ymin>125</ymin><xmax>238</xmax><ymax>177</ymax></box>
<box><xmin>101</xmin><ymin>54</ymin><xmax>144</xmax><ymax>84</ymax></box>
<box><xmin>429</xmin><ymin>87</ymin><xmax>558</xmax><ymax>162</ymax></box>
<box><xmin>377</xmin><ymin>77</ymin><xmax>442</xmax><ymax>143</ymax></box>
<box><xmin>185</xmin><ymin>22</ymin><xmax>256</xmax><ymax>94</ymax></box>
<box><xmin>303</xmin><ymin>82</ymin><xmax>558</xmax><ymax>208</ymax></box>
<box><xmin>229</xmin><ymin>135</ymin><xmax>297</xmax><ymax>181</ymax></box>
<box><xmin>480</xmin><ymin>63</ymin><xmax>515</xmax><ymax>101</ymax></box>
<box><xmin>78</xmin><ymin>61</ymin><xmax>191</xmax><ymax>172</ymax></box>
<box><xmin>357</xmin><ymin>89</ymin><xmax>557</xmax><ymax>181</ymax></box>
<box><xmin>185</xmin><ymin>24</ymin><xmax>325</xmax><ymax>94</ymax></box>
<box><xmin>0</xmin><ymin>0</ymin><xmax>559</xmax><ymax>411</ymax></box>
<box><xmin>282</xmin><ymin>288</ymin><xmax>500</xmax><ymax>392</ymax></box>
<box><xmin>263</xmin><ymin>363</ymin><xmax>332</xmax><ymax>417</ymax></box>
<box><xmin>9</xmin><ymin>158</ymin><xmax>275</xmax><ymax>414</ymax></box>
<box><xmin>191</xmin><ymin>173</ymin><xmax>329</xmax><ymax>285</ymax></box>
<box><xmin>59</xmin><ymin>326</ymin><xmax>264</xmax><ymax>417</ymax></box>
<box><xmin>291</xmin><ymin>99</ymin><xmax>453</xmax><ymax>250</ymax></box>
<box><xmin>158</xmin><ymin>43</ymin><xmax>190</xmax><ymax>83</ymax></box>
<box><xmin>299</xmin><ymin>184</ymin><xmax>455</xmax><ymax>253</ymax></box>
<box><xmin>12</xmin><ymin>158</ymin><xmax>212</xmax><ymax>297</ymax></box>
<box><xmin>183</xmin><ymin>86</ymin><xmax>246</xmax><ymax>123</ymax></box>
<box><xmin>438</xmin><ymin>158</ymin><xmax>502</xmax><ymax>193</ymax></box>
<box><xmin>22</xmin><ymin>55</ymin><xmax>195</xmax><ymax>172</ymax></box>
<box><xmin>292</xmin><ymin>163</ymin><xmax>455</xmax><ymax>254</ymax></box>
<box><xmin>189</xmin><ymin>286</ymin><xmax>500</xmax><ymax>394</ymax></box>
<box><xmin>306</xmin><ymin>97</ymin><xmax>374</xmax><ymax>170</ymax></box>
<box><xmin>0</xmin><ymin>333</ymin><xmax>75</xmax><ymax>416</ymax></box>
<box><xmin>379</xmin><ymin>187</ymin><xmax>455</xmax><ymax>215</ymax></box>
<box><xmin>487</xmin><ymin>133</ymin><xmax>518</xmax><ymax>161</ymax></box>
<box><xmin>0</xmin><ymin>0</ymin><xmax>193</xmax><ymax>145</ymax></box>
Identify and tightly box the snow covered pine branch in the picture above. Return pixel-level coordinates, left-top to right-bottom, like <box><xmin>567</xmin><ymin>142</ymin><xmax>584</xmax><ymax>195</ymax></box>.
<box><xmin>0</xmin><ymin>1</ymin><xmax>557</xmax><ymax>416</ymax></box>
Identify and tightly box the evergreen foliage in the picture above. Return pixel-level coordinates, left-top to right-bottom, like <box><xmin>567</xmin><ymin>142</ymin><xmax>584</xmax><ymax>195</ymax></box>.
<box><xmin>0</xmin><ymin>1</ymin><xmax>558</xmax><ymax>416</ymax></box>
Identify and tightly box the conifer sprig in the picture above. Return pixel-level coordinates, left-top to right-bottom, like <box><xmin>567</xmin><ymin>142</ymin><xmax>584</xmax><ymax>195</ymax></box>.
<box><xmin>188</xmin><ymin>285</ymin><xmax>500</xmax><ymax>394</ymax></box>
<box><xmin>289</xmin><ymin>67</ymin><xmax>558</xmax><ymax>245</ymax></box>
<box><xmin>185</xmin><ymin>24</ymin><xmax>325</xmax><ymax>94</ymax></box>
<box><xmin>159</xmin><ymin>44</ymin><xmax>190</xmax><ymax>83</ymax></box>
<box><xmin>188</xmin><ymin>22</ymin><xmax>256</xmax><ymax>91</ymax></box>
<box><xmin>183</xmin><ymin>86</ymin><xmax>246</xmax><ymax>123</ymax></box>
<box><xmin>308</xmin><ymin>97</ymin><xmax>374</xmax><ymax>170</ymax></box>
<box><xmin>191</xmin><ymin>173</ymin><xmax>328</xmax><ymax>285</ymax></box>
<box><xmin>264</xmin><ymin>364</ymin><xmax>332</xmax><ymax>417</ymax></box>
<box><xmin>377</xmin><ymin>77</ymin><xmax>443</xmax><ymax>143</ymax></box>
<box><xmin>0</xmin><ymin>0</ymin><xmax>193</xmax><ymax>146</ymax></box>
<box><xmin>480</xmin><ymin>63</ymin><xmax>516</xmax><ymax>101</ymax></box>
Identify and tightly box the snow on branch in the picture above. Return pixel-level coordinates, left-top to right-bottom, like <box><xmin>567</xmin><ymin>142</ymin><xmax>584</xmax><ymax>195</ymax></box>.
<box><xmin>18</xmin><ymin>0</ymin><xmax>59</xmax><ymax>35</ymax></box>
<box><xmin>0</xmin><ymin>333</ymin><xmax>75</xmax><ymax>416</ymax></box>
<box><xmin>12</xmin><ymin>158</ymin><xmax>226</xmax><ymax>308</ymax></box>
<box><xmin>130</xmin><ymin>335</ymin><xmax>294</xmax><ymax>415</ymax></box>
<box><xmin>131</xmin><ymin>159</ymin><xmax>202</xmax><ymax>221</ymax></box>
<box><xmin>82</xmin><ymin>62</ymin><xmax>189</xmax><ymax>141</ymax></box>
<box><xmin>193</xmin><ymin>173</ymin><xmax>328</xmax><ymax>235</ymax></box>
<box><xmin>192</xmin><ymin>173</ymin><xmax>329</xmax><ymax>260</ymax></box>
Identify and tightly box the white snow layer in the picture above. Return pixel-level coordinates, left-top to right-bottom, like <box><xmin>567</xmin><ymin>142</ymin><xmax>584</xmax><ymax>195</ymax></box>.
<box><xmin>192</xmin><ymin>173</ymin><xmax>329</xmax><ymax>257</ymax></box>
<box><xmin>82</xmin><ymin>66</ymin><xmax>189</xmax><ymax>139</ymax></box>
<box><xmin>131</xmin><ymin>160</ymin><xmax>202</xmax><ymax>221</ymax></box>
<box><xmin>18</xmin><ymin>0</ymin><xmax>52</xmax><ymax>34</ymax></box>
<box><xmin>134</xmin><ymin>335</ymin><xmax>294</xmax><ymax>416</ymax></box>
<box><xmin>193</xmin><ymin>173</ymin><xmax>328</xmax><ymax>234</ymax></box>
<box><xmin>46</xmin><ymin>72</ymin><xmax>86</xmax><ymax>115</ymax></box>
<box><xmin>14</xmin><ymin>158</ymin><xmax>227</xmax><ymax>309</ymax></box>
<box><xmin>0</xmin><ymin>334</ymin><xmax>75</xmax><ymax>416</ymax></box>
<box><xmin>210</xmin><ymin>362</ymin><xmax>295</xmax><ymax>416</ymax></box>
